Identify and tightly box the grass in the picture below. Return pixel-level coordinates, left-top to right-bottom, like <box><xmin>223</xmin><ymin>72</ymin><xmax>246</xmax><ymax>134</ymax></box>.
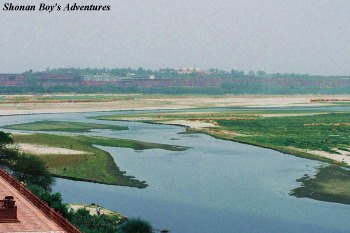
<box><xmin>214</xmin><ymin>112</ymin><xmax>350</xmax><ymax>155</ymax></box>
<box><xmin>13</xmin><ymin>133</ymin><xmax>189</xmax><ymax>188</ymax></box>
<box><xmin>3</xmin><ymin>121</ymin><xmax>128</xmax><ymax>132</ymax></box>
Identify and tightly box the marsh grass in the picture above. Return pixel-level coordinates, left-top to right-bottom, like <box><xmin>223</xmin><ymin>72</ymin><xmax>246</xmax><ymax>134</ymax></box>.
<box><xmin>39</xmin><ymin>154</ymin><xmax>88</xmax><ymax>167</ymax></box>
<box><xmin>13</xmin><ymin>133</ymin><xmax>189</xmax><ymax>188</ymax></box>
<box><xmin>215</xmin><ymin>112</ymin><xmax>350</xmax><ymax>155</ymax></box>
<box><xmin>4</xmin><ymin>121</ymin><xmax>128</xmax><ymax>132</ymax></box>
<box><xmin>93</xmin><ymin>111</ymin><xmax>350</xmax><ymax>159</ymax></box>
<box><xmin>291</xmin><ymin>165</ymin><xmax>350</xmax><ymax>205</ymax></box>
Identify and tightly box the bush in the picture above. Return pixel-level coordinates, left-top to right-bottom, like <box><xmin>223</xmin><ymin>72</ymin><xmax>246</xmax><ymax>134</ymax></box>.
<box><xmin>118</xmin><ymin>217</ymin><xmax>153</xmax><ymax>233</ymax></box>
<box><xmin>69</xmin><ymin>208</ymin><xmax>120</xmax><ymax>233</ymax></box>
<box><xmin>28</xmin><ymin>184</ymin><xmax>70</xmax><ymax>218</ymax></box>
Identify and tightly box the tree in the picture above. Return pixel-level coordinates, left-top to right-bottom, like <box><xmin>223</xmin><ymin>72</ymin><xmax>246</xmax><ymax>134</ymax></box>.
<box><xmin>0</xmin><ymin>131</ymin><xmax>13</xmax><ymax>148</ymax></box>
<box><xmin>230</xmin><ymin>69</ymin><xmax>245</xmax><ymax>78</ymax></box>
<box><xmin>136</xmin><ymin>67</ymin><xmax>146</xmax><ymax>76</ymax></box>
<box><xmin>28</xmin><ymin>184</ymin><xmax>70</xmax><ymax>218</ymax></box>
<box><xmin>248</xmin><ymin>71</ymin><xmax>256</xmax><ymax>76</ymax></box>
<box><xmin>0</xmin><ymin>131</ymin><xmax>16</xmax><ymax>167</ymax></box>
<box><xmin>12</xmin><ymin>153</ymin><xmax>55</xmax><ymax>191</ymax></box>
<box><xmin>257</xmin><ymin>70</ymin><xmax>267</xmax><ymax>76</ymax></box>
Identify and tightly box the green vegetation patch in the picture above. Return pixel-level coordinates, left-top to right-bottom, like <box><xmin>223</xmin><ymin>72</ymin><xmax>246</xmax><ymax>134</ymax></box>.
<box><xmin>91</xmin><ymin>107</ymin><xmax>337</xmax><ymax>123</ymax></box>
<box><xmin>4</xmin><ymin>121</ymin><xmax>128</xmax><ymax>132</ymax></box>
<box><xmin>91</xmin><ymin>111</ymin><xmax>261</xmax><ymax>123</ymax></box>
<box><xmin>215</xmin><ymin>112</ymin><xmax>350</xmax><ymax>155</ymax></box>
<box><xmin>291</xmin><ymin>165</ymin><xmax>350</xmax><ymax>205</ymax></box>
<box><xmin>95</xmin><ymin>110</ymin><xmax>350</xmax><ymax>165</ymax></box>
<box><xmin>13</xmin><ymin>133</ymin><xmax>189</xmax><ymax>188</ymax></box>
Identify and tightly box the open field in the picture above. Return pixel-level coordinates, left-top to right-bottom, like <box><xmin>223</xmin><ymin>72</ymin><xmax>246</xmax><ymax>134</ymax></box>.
<box><xmin>1</xmin><ymin>94</ymin><xmax>350</xmax><ymax>116</ymax></box>
<box><xmin>11</xmin><ymin>131</ymin><xmax>188</xmax><ymax>188</ymax></box>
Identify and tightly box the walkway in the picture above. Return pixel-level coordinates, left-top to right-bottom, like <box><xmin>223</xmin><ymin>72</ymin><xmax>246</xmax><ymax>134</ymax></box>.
<box><xmin>0</xmin><ymin>176</ymin><xmax>65</xmax><ymax>233</ymax></box>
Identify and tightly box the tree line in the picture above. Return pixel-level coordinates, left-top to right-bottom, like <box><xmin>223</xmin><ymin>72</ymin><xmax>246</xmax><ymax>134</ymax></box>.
<box><xmin>1</xmin><ymin>81</ymin><xmax>350</xmax><ymax>95</ymax></box>
<box><xmin>30</xmin><ymin>67</ymin><xmax>337</xmax><ymax>79</ymax></box>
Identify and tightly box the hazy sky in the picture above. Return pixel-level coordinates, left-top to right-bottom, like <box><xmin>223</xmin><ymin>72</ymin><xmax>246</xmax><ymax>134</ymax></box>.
<box><xmin>0</xmin><ymin>0</ymin><xmax>349</xmax><ymax>75</ymax></box>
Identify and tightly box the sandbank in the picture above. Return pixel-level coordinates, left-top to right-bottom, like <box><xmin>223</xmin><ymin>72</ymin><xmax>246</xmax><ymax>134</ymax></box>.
<box><xmin>285</xmin><ymin>146</ymin><xmax>350</xmax><ymax>165</ymax></box>
<box><xmin>18</xmin><ymin>143</ymin><xmax>90</xmax><ymax>155</ymax></box>
<box><xmin>162</xmin><ymin>120</ymin><xmax>216</xmax><ymax>128</ymax></box>
<box><xmin>307</xmin><ymin>150</ymin><xmax>350</xmax><ymax>165</ymax></box>
<box><xmin>0</xmin><ymin>94</ymin><xmax>347</xmax><ymax>116</ymax></box>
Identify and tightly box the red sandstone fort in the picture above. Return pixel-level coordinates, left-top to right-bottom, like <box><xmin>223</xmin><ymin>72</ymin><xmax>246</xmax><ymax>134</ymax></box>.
<box><xmin>0</xmin><ymin>168</ymin><xmax>80</xmax><ymax>233</ymax></box>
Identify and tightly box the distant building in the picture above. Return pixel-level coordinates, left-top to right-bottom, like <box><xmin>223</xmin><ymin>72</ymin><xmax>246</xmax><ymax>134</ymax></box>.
<box><xmin>177</xmin><ymin>67</ymin><xmax>202</xmax><ymax>74</ymax></box>
<box><xmin>0</xmin><ymin>74</ymin><xmax>26</xmax><ymax>86</ymax></box>
<box><xmin>35</xmin><ymin>73</ymin><xmax>82</xmax><ymax>86</ymax></box>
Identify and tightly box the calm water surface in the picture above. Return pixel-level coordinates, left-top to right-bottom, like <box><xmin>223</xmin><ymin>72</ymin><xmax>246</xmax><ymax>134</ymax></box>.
<box><xmin>1</xmin><ymin>110</ymin><xmax>350</xmax><ymax>233</ymax></box>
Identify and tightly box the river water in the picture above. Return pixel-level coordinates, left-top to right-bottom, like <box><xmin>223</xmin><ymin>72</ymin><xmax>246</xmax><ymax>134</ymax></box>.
<box><xmin>1</xmin><ymin>109</ymin><xmax>350</xmax><ymax>233</ymax></box>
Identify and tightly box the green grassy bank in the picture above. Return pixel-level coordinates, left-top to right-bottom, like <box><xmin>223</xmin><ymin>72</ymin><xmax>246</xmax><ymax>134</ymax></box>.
<box><xmin>3</xmin><ymin>121</ymin><xmax>128</xmax><ymax>132</ymax></box>
<box><xmin>11</xmin><ymin>131</ymin><xmax>188</xmax><ymax>188</ymax></box>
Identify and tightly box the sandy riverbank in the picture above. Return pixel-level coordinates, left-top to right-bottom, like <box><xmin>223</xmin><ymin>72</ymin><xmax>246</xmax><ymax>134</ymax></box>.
<box><xmin>0</xmin><ymin>94</ymin><xmax>347</xmax><ymax>116</ymax></box>
<box><xmin>68</xmin><ymin>204</ymin><xmax>127</xmax><ymax>219</ymax></box>
<box><xmin>161</xmin><ymin>120</ymin><xmax>216</xmax><ymax>128</ymax></box>
<box><xmin>17</xmin><ymin>143</ymin><xmax>90</xmax><ymax>155</ymax></box>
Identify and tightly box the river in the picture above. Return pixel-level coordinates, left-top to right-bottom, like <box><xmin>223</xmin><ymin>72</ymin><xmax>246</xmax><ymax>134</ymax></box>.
<box><xmin>1</xmin><ymin>109</ymin><xmax>350</xmax><ymax>233</ymax></box>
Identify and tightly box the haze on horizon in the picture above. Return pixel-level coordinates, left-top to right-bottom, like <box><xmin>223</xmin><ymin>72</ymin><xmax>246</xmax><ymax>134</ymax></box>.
<box><xmin>0</xmin><ymin>0</ymin><xmax>349</xmax><ymax>76</ymax></box>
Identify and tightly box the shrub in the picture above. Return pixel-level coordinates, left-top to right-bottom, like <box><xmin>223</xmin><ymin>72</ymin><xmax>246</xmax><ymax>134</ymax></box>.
<box><xmin>69</xmin><ymin>208</ymin><xmax>120</xmax><ymax>233</ymax></box>
<box><xmin>28</xmin><ymin>184</ymin><xmax>70</xmax><ymax>219</ymax></box>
